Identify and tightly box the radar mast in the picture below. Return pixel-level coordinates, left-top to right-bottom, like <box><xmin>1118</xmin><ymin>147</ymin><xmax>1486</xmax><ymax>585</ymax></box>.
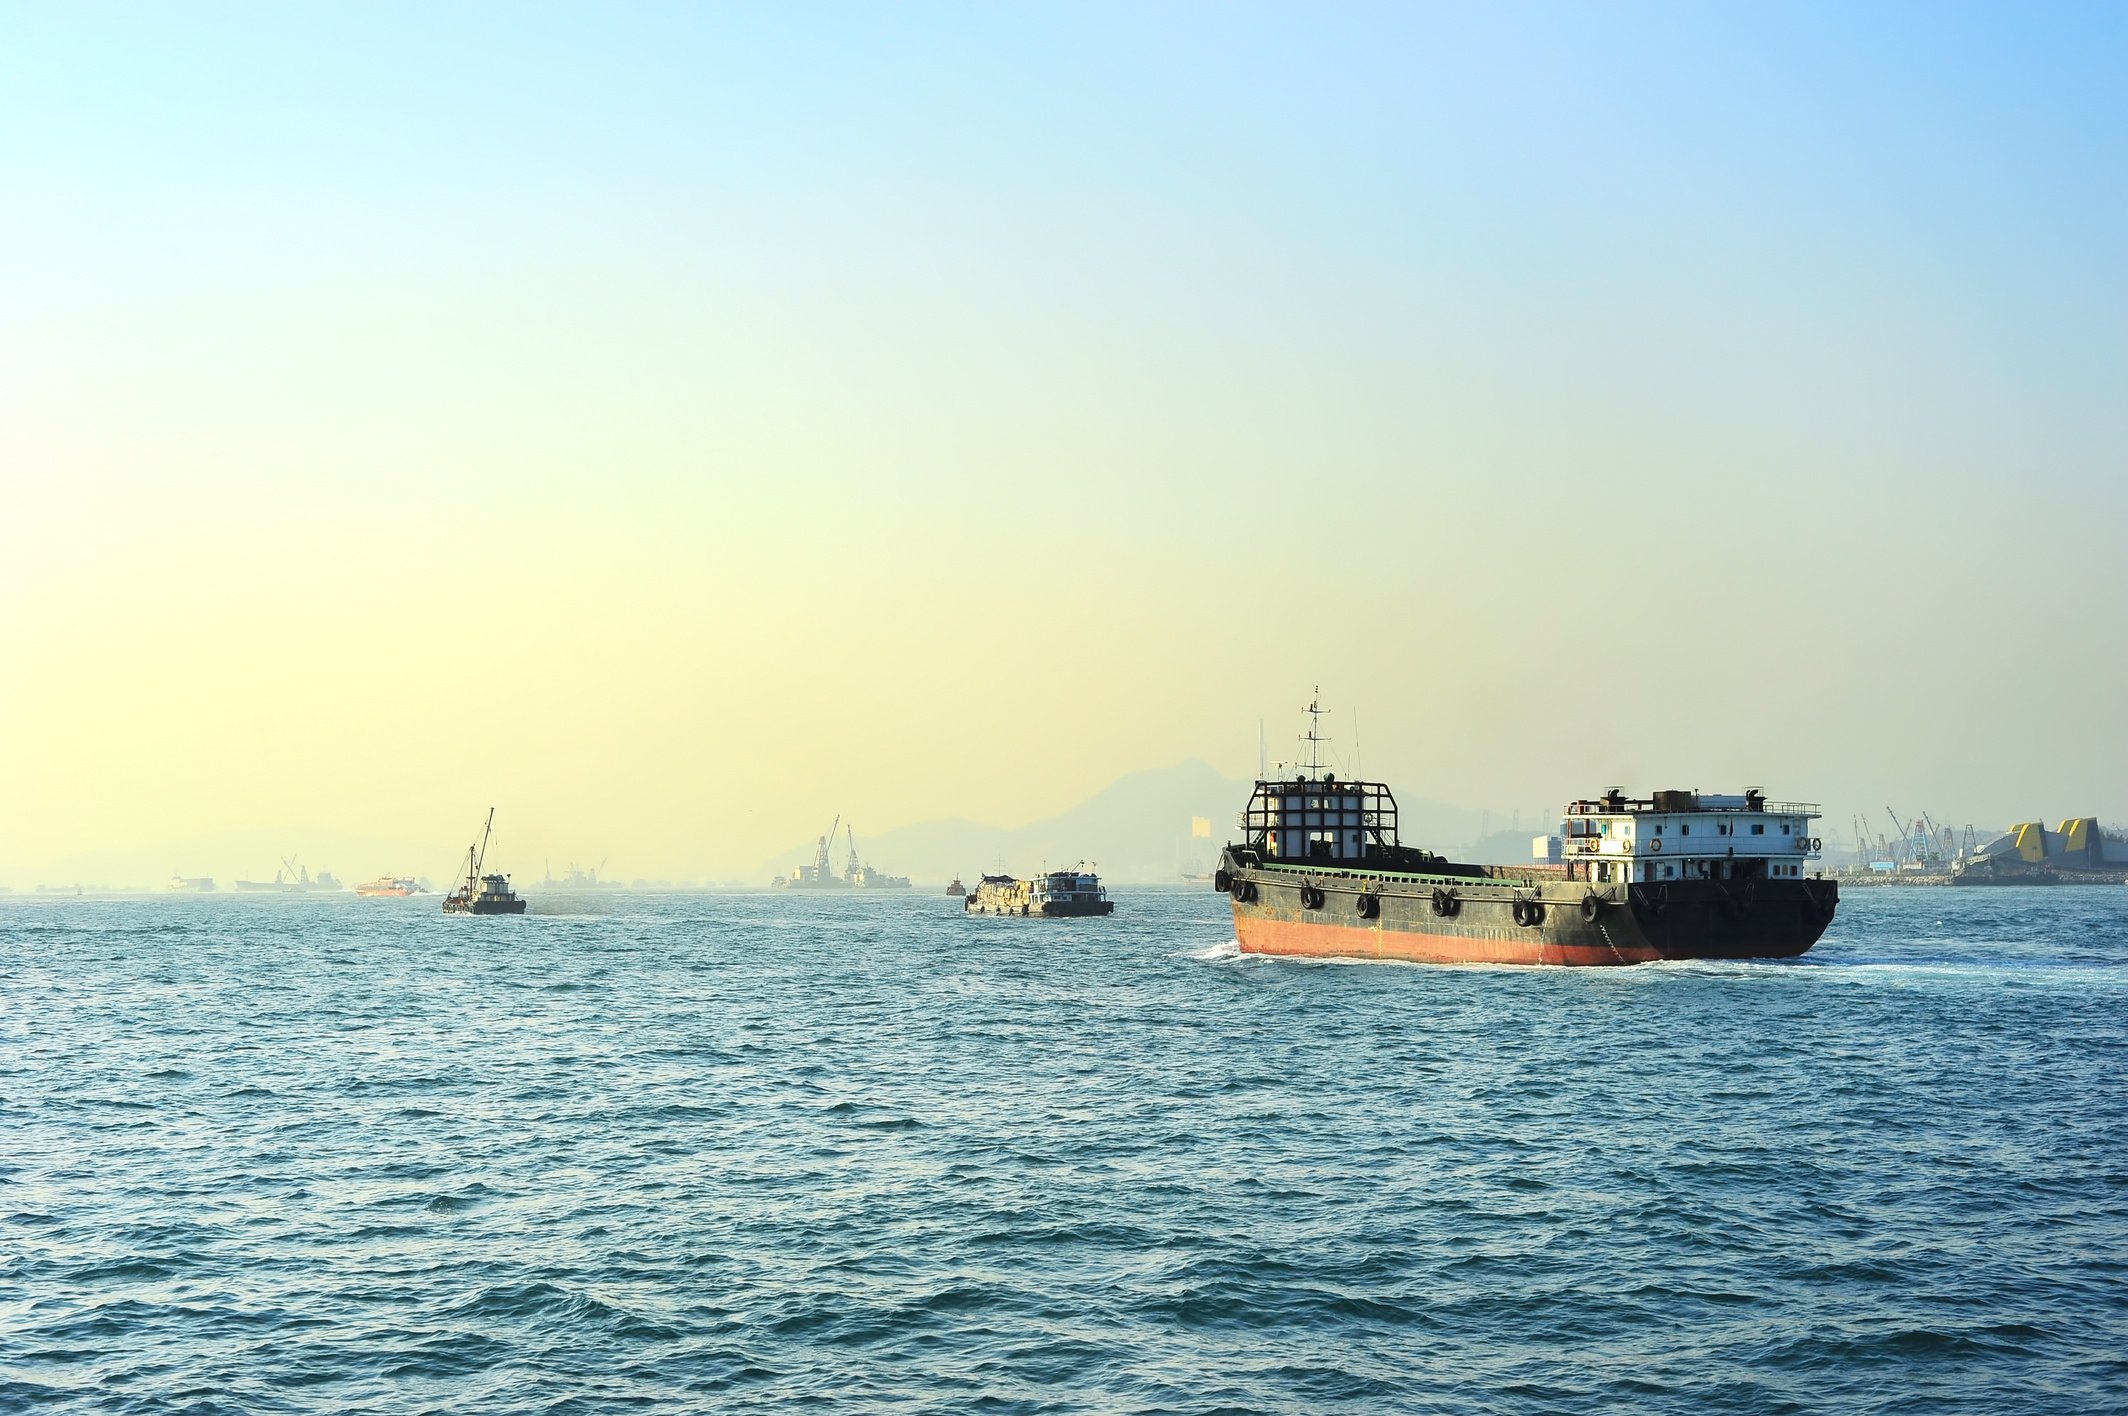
<box><xmin>1301</xmin><ymin>688</ymin><xmax>1332</xmax><ymax>781</ymax></box>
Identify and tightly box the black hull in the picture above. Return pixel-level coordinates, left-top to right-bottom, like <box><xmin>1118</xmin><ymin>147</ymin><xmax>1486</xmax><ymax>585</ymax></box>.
<box><xmin>444</xmin><ymin>899</ymin><xmax>527</xmax><ymax>915</ymax></box>
<box><xmin>1221</xmin><ymin>851</ymin><xmax>1835</xmax><ymax>966</ymax></box>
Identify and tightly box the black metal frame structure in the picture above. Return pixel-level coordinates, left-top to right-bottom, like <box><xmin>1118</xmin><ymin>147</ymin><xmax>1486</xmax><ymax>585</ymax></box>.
<box><xmin>1241</xmin><ymin>777</ymin><xmax>1401</xmax><ymax>862</ymax></box>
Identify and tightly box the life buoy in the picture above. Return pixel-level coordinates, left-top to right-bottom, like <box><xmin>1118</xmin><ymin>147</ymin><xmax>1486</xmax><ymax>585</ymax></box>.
<box><xmin>1808</xmin><ymin>837</ymin><xmax>1821</xmax><ymax>852</ymax></box>
<box><xmin>1648</xmin><ymin>837</ymin><xmax>1662</xmax><ymax>853</ymax></box>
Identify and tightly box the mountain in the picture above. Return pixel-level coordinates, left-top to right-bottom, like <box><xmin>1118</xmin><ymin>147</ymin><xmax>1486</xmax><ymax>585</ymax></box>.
<box><xmin>760</xmin><ymin>759</ymin><xmax>1512</xmax><ymax>885</ymax></box>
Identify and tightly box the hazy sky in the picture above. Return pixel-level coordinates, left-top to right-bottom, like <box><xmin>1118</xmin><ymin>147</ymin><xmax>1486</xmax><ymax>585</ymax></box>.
<box><xmin>3</xmin><ymin>3</ymin><xmax>2123</xmax><ymax>879</ymax></box>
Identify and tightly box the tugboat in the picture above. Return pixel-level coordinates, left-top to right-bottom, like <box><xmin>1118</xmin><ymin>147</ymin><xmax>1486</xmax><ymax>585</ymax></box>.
<box><xmin>966</xmin><ymin>866</ymin><xmax>1114</xmax><ymax>917</ymax></box>
<box><xmin>1217</xmin><ymin>698</ymin><xmax>1837</xmax><ymax>966</ymax></box>
<box><xmin>945</xmin><ymin>876</ymin><xmax>966</xmax><ymax>897</ymax></box>
<box><xmin>442</xmin><ymin>809</ymin><xmax>527</xmax><ymax>915</ymax></box>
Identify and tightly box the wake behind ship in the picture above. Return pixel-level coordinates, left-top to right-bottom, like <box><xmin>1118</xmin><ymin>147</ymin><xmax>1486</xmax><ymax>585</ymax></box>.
<box><xmin>1217</xmin><ymin>706</ymin><xmax>1836</xmax><ymax>966</ymax></box>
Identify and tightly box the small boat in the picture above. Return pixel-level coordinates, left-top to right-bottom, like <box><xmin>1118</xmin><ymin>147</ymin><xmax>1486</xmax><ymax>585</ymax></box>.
<box><xmin>945</xmin><ymin>876</ymin><xmax>965</xmax><ymax>897</ymax></box>
<box><xmin>442</xmin><ymin>809</ymin><xmax>527</xmax><ymax>915</ymax></box>
<box><xmin>356</xmin><ymin>876</ymin><xmax>427</xmax><ymax>897</ymax></box>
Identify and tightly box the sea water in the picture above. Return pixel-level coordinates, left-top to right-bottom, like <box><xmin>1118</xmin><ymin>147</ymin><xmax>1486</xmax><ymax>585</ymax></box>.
<box><xmin>2</xmin><ymin>886</ymin><xmax>2123</xmax><ymax>1413</ymax></box>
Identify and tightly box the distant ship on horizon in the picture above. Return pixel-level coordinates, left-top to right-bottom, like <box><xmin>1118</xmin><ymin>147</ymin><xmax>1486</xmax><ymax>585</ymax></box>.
<box><xmin>542</xmin><ymin>860</ymin><xmax>609</xmax><ymax>889</ymax></box>
<box><xmin>773</xmin><ymin>817</ymin><xmax>911</xmax><ymax>890</ymax></box>
<box><xmin>233</xmin><ymin>858</ymin><xmax>342</xmax><ymax>893</ymax></box>
<box><xmin>355</xmin><ymin>876</ymin><xmax>428</xmax><ymax>897</ymax></box>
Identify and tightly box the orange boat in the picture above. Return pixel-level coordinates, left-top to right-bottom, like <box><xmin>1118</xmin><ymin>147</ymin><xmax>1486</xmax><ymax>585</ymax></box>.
<box><xmin>355</xmin><ymin>876</ymin><xmax>425</xmax><ymax>897</ymax></box>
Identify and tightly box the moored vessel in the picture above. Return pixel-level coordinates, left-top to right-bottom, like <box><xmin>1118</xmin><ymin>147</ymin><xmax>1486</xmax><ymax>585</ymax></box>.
<box><xmin>442</xmin><ymin>809</ymin><xmax>527</xmax><ymax>916</ymax></box>
<box><xmin>966</xmin><ymin>867</ymin><xmax>1114</xmax><ymax>917</ymax></box>
<box><xmin>1219</xmin><ymin>704</ymin><xmax>1836</xmax><ymax>966</ymax></box>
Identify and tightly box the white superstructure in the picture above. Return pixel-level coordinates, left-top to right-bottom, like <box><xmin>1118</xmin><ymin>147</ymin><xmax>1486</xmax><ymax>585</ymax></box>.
<box><xmin>1552</xmin><ymin>789</ymin><xmax>1823</xmax><ymax>886</ymax></box>
<box><xmin>1032</xmin><ymin>868</ymin><xmax>1108</xmax><ymax>911</ymax></box>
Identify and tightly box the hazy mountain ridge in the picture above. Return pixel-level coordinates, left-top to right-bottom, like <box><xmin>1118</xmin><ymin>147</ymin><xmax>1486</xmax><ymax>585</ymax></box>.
<box><xmin>6</xmin><ymin>763</ymin><xmax>1534</xmax><ymax>891</ymax></box>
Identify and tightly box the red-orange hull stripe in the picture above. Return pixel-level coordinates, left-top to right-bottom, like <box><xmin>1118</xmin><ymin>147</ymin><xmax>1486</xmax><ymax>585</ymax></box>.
<box><xmin>1234</xmin><ymin>910</ymin><xmax>1663</xmax><ymax>967</ymax></box>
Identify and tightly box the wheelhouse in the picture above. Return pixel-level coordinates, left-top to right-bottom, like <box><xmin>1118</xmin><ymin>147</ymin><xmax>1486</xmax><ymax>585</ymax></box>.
<box><xmin>1239</xmin><ymin>776</ymin><xmax>1400</xmax><ymax>864</ymax></box>
<box><xmin>1547</xmin><ymin>788</ymin><xmax>1823</xmax><ymax>884</ymax></box>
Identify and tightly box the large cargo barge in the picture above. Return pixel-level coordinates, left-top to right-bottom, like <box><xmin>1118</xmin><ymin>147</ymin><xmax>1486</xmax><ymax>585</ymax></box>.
<box><xmin>1218</xmin><ymin>711</ymin><xmax>1835</xmax><ymax>966</ymax></box>
<box><xmin>966</xmin><ymin>867</ymin><xmax>1114</xmax><ymax>917</ymax></box>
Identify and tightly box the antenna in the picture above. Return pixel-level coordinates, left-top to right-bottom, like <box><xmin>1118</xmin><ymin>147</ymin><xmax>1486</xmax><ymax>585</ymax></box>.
<box><xmin>1352</xmin><ymin>704</ymin><xmax>1362</xmax><ymax>779</ymax></box>
<box><xmin>1257</xmin><ymin>718</ymin><xmax>1266</xmax><ymax>781</ymax></box>
<box><xmin>1301</xmin><ymin>687</ymin><xmax>1331</xmax><ymax>780</ymax></box>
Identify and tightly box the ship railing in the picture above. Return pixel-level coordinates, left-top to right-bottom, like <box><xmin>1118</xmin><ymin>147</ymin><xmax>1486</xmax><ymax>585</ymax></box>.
<box><xmin>1572</xmin><ymin>800</ymin><xmax>1822</xmax><ymax>819</ymax></box>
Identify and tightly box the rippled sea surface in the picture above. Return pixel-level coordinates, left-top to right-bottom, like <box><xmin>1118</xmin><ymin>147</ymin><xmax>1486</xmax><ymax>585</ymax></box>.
<box><xmin>4</xmin><ymin>886</ymin><xmax>2125</xmax><ymax>1413</ymax></box>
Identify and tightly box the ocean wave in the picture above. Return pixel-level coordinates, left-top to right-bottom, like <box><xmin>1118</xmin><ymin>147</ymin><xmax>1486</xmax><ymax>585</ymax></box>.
<box><xmin>0</xmin><ymin>887</ymin><xmax>2121</xmax><ymax>1414</ymax></box>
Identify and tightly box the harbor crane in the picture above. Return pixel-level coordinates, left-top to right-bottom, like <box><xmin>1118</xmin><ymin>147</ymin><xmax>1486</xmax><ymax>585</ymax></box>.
<box><xmin>814</xmin><ymin>815</ymin><xmax>841</xmax><ymax>877</ymax></box>
<box><xmin>1885</xmin><ymin>807</ymin><xmax>1913</xmax><ymax>866</ymax></box>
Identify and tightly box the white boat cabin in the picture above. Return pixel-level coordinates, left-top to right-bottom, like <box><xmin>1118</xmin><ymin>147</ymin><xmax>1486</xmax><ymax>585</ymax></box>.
<box><xmin>1033</xmin><ymin>869</ymin><xmax>1107</xmax><ymax>909</ymax></box>
<box><xmin>1540</xmin><ymin>788</ymin><xmax>1823</xmax><ymax>884</ymax></box>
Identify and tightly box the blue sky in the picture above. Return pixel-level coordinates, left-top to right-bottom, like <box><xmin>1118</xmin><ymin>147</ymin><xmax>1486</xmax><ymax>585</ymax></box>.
<box><xmin>2</xmin><ymin>3</ymin><xmax>2123</xmax><ymax>870</ymax></box>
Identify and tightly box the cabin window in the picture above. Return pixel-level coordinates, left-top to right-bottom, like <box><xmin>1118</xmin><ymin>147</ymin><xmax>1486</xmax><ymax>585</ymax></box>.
<box><xmin>1781</xmin><ymin>824</ymin><xmax>1792</xmax><ymax>834</ymax></box>
<box><xmin>1663</xmin><ymin>864</ymin><xmax>1676</xmax><ymax>879</ymax></box>
<box><xmin>1680</xmin><ymin>824</ymin><xmax>1691</xmax><ymax>836</ymax></box>
<box><xmin>1751</xmin><ymin>823</ymin><xmax>1765</xmax><ymax>835</ymax></box>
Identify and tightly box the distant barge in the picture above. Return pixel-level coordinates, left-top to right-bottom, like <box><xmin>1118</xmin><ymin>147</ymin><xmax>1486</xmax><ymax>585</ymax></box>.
<box><xmin>774</xmin><ymin>817</ymin><xmax>911</xmax><ymax>889</ymax></box>
<box><xmin>966</xmin><ymin>868</ymin><xmax>1114</xmax><ymax>917</ymax></box>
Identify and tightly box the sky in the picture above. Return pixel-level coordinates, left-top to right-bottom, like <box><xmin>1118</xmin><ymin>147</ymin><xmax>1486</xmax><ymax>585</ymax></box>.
<box><xmin>2</xmin><ymin>2</ymin><xmax>2123</xmax><ymax>883</ymax></box>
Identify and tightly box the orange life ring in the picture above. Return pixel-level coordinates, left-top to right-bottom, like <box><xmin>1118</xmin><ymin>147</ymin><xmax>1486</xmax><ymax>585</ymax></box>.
<box><xmin>1649</xmin><ymin>837</ymin><xmax>1663</xmax><ymax>853</ymax></box>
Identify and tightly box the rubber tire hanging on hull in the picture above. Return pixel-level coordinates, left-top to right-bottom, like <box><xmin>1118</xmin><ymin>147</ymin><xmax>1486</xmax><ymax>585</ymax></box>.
<box><xmin>1430</xmin><ymin>888</ymin><xmax>1459</xmax><ymax>918</ymax></box>
<box><xmin>1356</xmin><ymin>893</ymin><xmax>1380</xmax><ymax>920</ymax></box>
